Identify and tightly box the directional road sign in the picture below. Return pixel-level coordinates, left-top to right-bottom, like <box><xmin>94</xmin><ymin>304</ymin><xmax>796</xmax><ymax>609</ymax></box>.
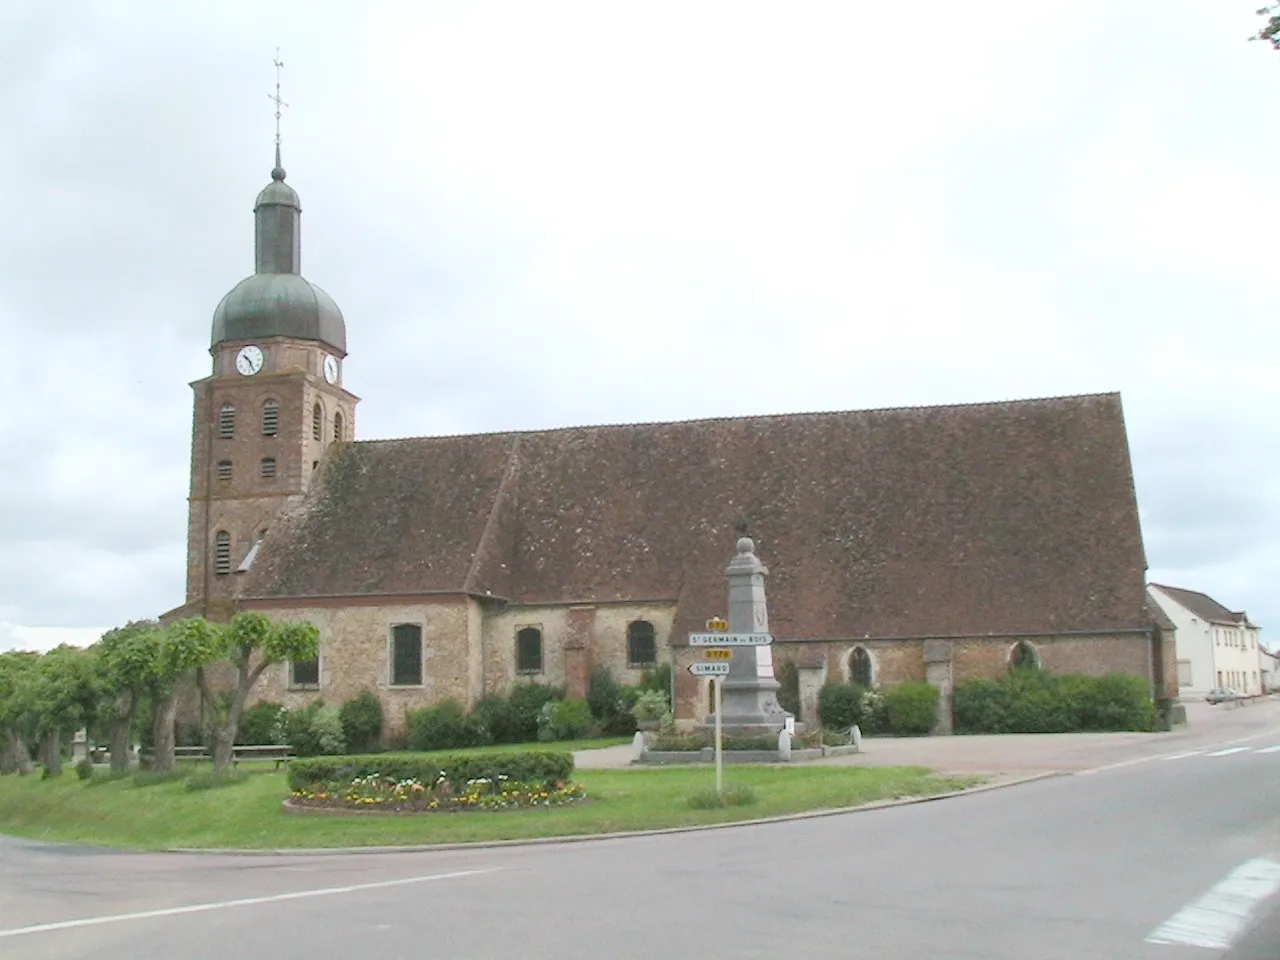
<box><xmin>688</xmin><ymin>662</ymin><xmax>731</xmax><ymax>677</ymax></box>
<box><xmin>688</xmin><ymin>632</ymin><xmax>773</xmax><ymax>647</ymax></box>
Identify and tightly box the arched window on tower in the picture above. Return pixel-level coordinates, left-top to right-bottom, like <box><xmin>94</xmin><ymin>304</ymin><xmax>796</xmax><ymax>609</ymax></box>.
<box><xmin>219</xmin><ymin>403</ymin><xmax>235</xmax><ymax>439</ymax></box>
<box><xmin>334</xmin><ymin>411</ymin><xmax>344</xmax><ymax>442</ymax></box>
<box><xmin>312</xmin><ymin>402</ymin><xmax>323</xmax><ymax>441</ymax></box>
<box><xmin>213</xmin><ymin>531</ymin><xmax>231</xmax><ymax>576</ymax></box>
<box><xmin>262</xmin><ymin>399</ymin><xmax>278</xmax><ymax>436</ymax></box>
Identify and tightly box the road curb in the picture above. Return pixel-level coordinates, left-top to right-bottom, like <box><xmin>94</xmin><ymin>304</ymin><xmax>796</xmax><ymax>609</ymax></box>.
<box><xmin>167</xmin><ymin>770</ymin><xmax>1067</xmax><ymax>858</ymax></box>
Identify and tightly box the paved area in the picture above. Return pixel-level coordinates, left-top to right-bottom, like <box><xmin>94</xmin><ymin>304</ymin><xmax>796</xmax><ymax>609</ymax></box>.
<box><xmin>4</xmin><ymin>701</ymin><xmax>1280</xmax><ymax>958</ymax></box>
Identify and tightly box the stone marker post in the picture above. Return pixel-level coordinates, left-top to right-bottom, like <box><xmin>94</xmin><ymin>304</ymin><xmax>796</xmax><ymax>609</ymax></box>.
<box><xmin>715</xmin><ymin>537</ymin><xmax>787</xmax><ymax>736</ymax></box>
<box><xmin>71</xmin><ymin>729</ymin><xmax>88</xmax><ymax>765</ymax></box>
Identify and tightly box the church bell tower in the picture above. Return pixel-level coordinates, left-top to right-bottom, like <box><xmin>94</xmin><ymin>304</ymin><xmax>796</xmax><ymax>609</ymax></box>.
<box><xmin>184</xmin><ymin>96</ymin><xmax>359</xmax><ymax>615</ymax></box>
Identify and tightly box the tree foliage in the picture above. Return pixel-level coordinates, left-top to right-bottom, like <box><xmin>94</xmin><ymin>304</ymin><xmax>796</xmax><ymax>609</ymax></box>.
<box><xmin>1252</xmin><ymin>5</ymin><xmax>1280</xmax><ymax>49</ymax></box>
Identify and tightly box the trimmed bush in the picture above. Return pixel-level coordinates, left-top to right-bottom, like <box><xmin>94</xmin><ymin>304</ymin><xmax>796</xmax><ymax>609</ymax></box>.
<box><xmin>288</xmin><ymin>749</ymin><xmax>575</xmax><ymax>792</ymax></box>
<box><xmin>882</xmin><ymin>681</ymin><xmax>939</xmax><ymax>736</ymax></box>
<box><xmin>339</xmin><ymin>691</ymin><xmax>383</xmax><ymax>754</ymax></box>
<box><xmin>406</xmin><ymin>700</ymin><xmax>489</xmax><ymax>751</ymax></box>
<box><xmin>817</xmin><ymin>682</ymin><xmax>883</xmax><ymax>733</ymax></box>
<box><xmin>470</xmin><ymin>694</ymin><xmax>521</xmax><ymax>744</ymax></box>
<box><xmin>954</xmin><ymin>669</ymin><xmax>1156</xmax><ymax>734</ymax></box>
<box><xmin>537</xmin><ymin>698</ymin><xmax>593</xmax><ymax>742</ymax></box>
<box><xmin>311</xmin><ymin>704</ymin><xmax>347</xmax><ymax>755</ymax></box>
<box><xmin>236</xmin><ymin>701</ymin><xmax>285</xmax><ymax>746</ymax></box>
<box><xmin>279</xmin><ymin>701</ymin><xmax>325</xmax><ymax>757</ymax></box>
<box><xmin>632</xmin><ymin>688</ymin><xmax>670</xmax><ymax>723</ymax></box>
<box><xmin>587</xmin><ymin>667</ymin><xmax>636</xmax><ymax>736</ymax></box>
<box><xmin>637</xmin><ymin>663</ymin><xmax>672</xmax><ymax>697</ymax></box>
<box><xmin>506</xmin><ymin>683</ymin><xmax>564</xmax><ymax>742</ymax></box>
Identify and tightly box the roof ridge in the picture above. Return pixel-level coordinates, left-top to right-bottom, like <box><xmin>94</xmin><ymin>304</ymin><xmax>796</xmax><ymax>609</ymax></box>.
<box><xmin>352</xmin><ymin>391</ymin><xmax>1122</xmax><ymax>446</ymax></box>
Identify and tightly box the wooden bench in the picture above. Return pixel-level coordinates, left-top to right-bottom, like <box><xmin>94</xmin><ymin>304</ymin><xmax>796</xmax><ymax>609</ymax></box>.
<box><xmin>141</xmin><ymin>744</ymin><xmax>295</xmax><ymax>769</ymax></box>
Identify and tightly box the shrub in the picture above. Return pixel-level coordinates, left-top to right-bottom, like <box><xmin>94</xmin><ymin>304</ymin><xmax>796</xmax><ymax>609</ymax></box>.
<box><xmin>953</xmin><ymin>670</ymin><xmax>1156</xmax><ymax>734</ymax></box>
<box><xmin>339</xmin><ymin>691</ymin><xmax>383</xmax><ymax>754</ymax></box>
<box><xmin>470</xmin><ymin>694</ymin><xmax>521</xmax><ymax>744</ymax></box>
<box><xmin>818</xmin><ymin>682</ymin><xmax>861</xmax><ymax>730</ymax></box>
<box><xmin>74</xmin><ymin>756</ymin><xmax>93</xmax><ymax>781</ymax></box>
<box><xmin>311</xmin><ymin>704</ymin><xmax>347</xmax><ymax>755</ymax></box>
<box><xmin>638</xmin><ymin>662</ymin><xmax>672</xmax><ymax>697</ymax></box>
<box><xmin>1070</xmin><ymin>673</ymin><xmax>1156</xmax><ymax>732</ymax></box>
<box><xmin>506</xmin><ymin>683</ymin><xmax>564</xmax><ymax>742</ymax></box>
<box><xmin>882</xmin><ymin>681</ymin><xmax>939</xmax><ymax>736</ymax></box>
<box><xmin>537</xmin><ymin>698</ymin><xmax>593</xmax><ymax>742</ymax></box>
<box><xmin>279</xmin><ymin>702</ymin><xmax>325</xmax><ymax>757</ymax></box>
<box><xmin>406</xmin><ymin>700</ymin><xmax>489</xmax><ymax>751</ymax></box>
<box><xmin>632</xmin><ymin>689</ymin><xmax>669</xmax><ymax>723</ymax></box>
<box><xmin>587</xmin><ymin>667</ymin><xmax>636</xmax><ymax>735</ymax></box>
<box><xmin>288</xmin><ymin>749</ymin><xmax>575</xmax><ymax>792</ymax></box>
<box><xmin>953</xmin><ymin>678</ymin><xmax>1009</xmax><ymax>733</ymax></box>
<box><xmin>236</xmin><ymin>702</ymin><xmax>285</xmax><ymax>746</ymax></box>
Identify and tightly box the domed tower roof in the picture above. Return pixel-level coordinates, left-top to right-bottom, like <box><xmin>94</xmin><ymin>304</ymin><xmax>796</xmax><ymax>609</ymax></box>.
<box><xmin>209</xmin><ymin>151</ymin><xmax>347</xmax><ymax>354</ymax></box>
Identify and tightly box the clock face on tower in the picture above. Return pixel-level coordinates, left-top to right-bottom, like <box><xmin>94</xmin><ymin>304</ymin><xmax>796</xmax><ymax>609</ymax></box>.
<box><xmin>235</xmin><ymin>345</ymin><xmax>264</xmax><ymax>376</ymax></box>
<box><xmin>322</xmin><ymin>354</ymin><xmax>339</xmax><ymax>384</ymax></box>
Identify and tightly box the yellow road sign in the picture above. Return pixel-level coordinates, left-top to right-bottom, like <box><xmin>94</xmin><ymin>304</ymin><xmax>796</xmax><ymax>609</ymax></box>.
<box><xmin>703</xmin><ymin>648</ymin><xmax>732</xmax><ymax>660</ymax></box>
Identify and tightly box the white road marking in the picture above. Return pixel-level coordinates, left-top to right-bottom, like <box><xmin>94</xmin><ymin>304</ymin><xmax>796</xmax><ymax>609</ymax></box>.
<box><xmin>1255</xmin><ymin>745</ymin><xmax>1280</xmax><ymax>754</ymax></box>
<box><xmin>1207</xmin><ymin>747</ymin><xmax>1252</xmax><ymax>757</ymax></box>
<box><xmin>0</xmin><ymin>867</ymin><xmax>500</xmax><ymax>939</ymax></box>
<box><xmin>1081</xmin><ymin>726</ymin><xmax>1280</xmax><ymax>775</ymax></box>
<box><xmin>1146</xmin><ymin>858</ymin><xmax>1280</xmax><ymax>949</ymax></box>
<box><xmin>1162</xmin><ymin>751</ymin><xmax>1203</xmax><ymax>761</ymax></box>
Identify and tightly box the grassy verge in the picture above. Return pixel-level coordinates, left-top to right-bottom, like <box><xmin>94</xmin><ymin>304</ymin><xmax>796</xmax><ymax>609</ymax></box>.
<box><xmin>0</xmin><ymin>764</ymin><xmax>980</xmax><ymax>851</ymax></box>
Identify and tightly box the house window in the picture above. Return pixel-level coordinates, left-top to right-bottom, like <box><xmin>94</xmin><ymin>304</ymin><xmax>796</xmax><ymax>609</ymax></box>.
<box><xmin>213</xmin><ymin>531</ymin><xmax>231</xmax><ymax>575</ymax></box>
<box><xmin>1177</xmin><ymin>660</ymin><xmax>1192</xmax><ymax>688</ymax></box>
<box><xmin>312</xmin><ymin>403</ymin><xmax>323</xmax><ymax>441</ymax></box>
<box><xmin>216</xmin><ymin>459</ymin><xmax>232</xmax><ymax>481</ymax></box>
<box><xmin>219</xmin><ymin>403</ymin><xmax>235</xmax><ymax>439</ymax></box>
<box><xmin>334</xmin><ymin>412</ymin><xmax>344</xmax><ymax>441</ymax></box>
<box><xmin>1009</xmin><ymin>640</ymin><xmax>1040</xmax><ymax>670</ymax></box>
<box><xmin>390</xmin><ymin>623</ymin><xmax>423</xmax><ymax>686</ymax></box>
<box><xmin>849</xmin><ymin>646</ymin><xmax>874</xmax><ymax>687</ymax></box>
<box><xmin>261</xmin><ymin>457</ymin><xmax>276</xmax><ymax>479</ymax></box>
<box><xmin>516</xmin><ymin>627</ymin><xmax>543</xmax><ymax>674</ymax></box>
<box><xmin>262</xmin><ymin>400</ymin><xmax>278</xmax><ymax>436</ymax></box>
<box><xmin>290</xmin><ymin>657</ymin><xmax>319</xmax><ymax>688</ymax></box>
<box><xmin>627</xmin><ymin>620</ymin><xmax>657</xmax><ymax>667</ymax></box>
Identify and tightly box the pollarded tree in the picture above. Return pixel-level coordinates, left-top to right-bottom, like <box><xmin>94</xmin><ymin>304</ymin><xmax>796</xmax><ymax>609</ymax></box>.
<box><xmin>0</xmin><ymin>651</ymin><xmax>39</xmax><ymax>775</ymax></box>
<box><xmin>147</xmin><ymin>617</ymin><xmax>224</xmax><ymax>774</ymax></box>
<box><xmin>1253</xmin><ymin>5</ymin><xmax>1280</xmax><ymax>49</ymax></box>
<box><xmin>193</xmin><ymin>613</ymin><xmax>319</xmax><ymax>774</ymax></box>
<box><xmin>94</xmin><ymin>620</ymin><xmax>162</xmax><ymax>774</ymax></box>
<box><xmin>30</xmin><ymin>645</ymin><xmax>100</xmax><ymax>776</ymax></box>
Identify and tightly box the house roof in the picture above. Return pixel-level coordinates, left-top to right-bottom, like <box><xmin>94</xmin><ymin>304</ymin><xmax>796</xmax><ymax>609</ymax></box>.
<box><xmin>1146</xmin><ymin>597</ymin><xmax>1177</xmax><ymax>632</ymax></box>
<box><xmin>1148</xmin><ymin>584</ymin><xmax>1256</xmax><ymax>628</ymax></box>
<box><xmin>241</xmin><ymin>392</ymin><xmax>1150</xmax><ymax>642</ymax></box>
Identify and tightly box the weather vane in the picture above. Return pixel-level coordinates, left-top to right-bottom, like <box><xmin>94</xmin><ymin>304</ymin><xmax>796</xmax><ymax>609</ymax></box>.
<box><xmin>269</xmin><ymin>48</ymin><xmax>288</xmax><ymax>171</ymax></box>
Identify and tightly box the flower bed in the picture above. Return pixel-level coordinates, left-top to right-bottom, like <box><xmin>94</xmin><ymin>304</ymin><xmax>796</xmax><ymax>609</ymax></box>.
<box><xmin>289</xmin><ymin>771</ymin><xmax>587</xmax><ymax>814</ymax></box>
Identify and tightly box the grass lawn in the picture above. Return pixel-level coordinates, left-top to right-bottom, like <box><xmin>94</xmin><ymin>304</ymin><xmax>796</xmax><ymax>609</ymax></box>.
<box><xmin>0</xmin><ymin>761</ymin><xmax>980</xmax><ymax>851</ymax></box>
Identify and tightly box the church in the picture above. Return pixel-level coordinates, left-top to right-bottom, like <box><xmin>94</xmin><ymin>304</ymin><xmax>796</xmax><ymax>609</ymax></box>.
<box><xmin>163</xmin><ymin>150</ymin><xmax>1177</xmax><ymax>735</ymax></box>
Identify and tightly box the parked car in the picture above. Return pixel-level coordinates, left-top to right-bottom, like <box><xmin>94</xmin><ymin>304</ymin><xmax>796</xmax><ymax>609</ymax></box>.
<box><xmin>1205</xmin><ymin>688</ymin><xmax>1242</xmax><ymax>704</ymax></box>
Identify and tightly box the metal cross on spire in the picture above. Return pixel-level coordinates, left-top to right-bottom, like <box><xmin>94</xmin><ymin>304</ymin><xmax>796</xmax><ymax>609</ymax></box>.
<box><xmin>269</xmin><ymin>48</ymin><xmax>289</xmax><ymax>176</ymax></box>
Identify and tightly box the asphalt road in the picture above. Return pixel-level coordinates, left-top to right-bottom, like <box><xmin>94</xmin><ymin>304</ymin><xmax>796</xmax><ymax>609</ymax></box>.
<box><xmin>4</xmin><ymin>718</ymin><xmax>1280</xmax><ymax>959</ymax></box>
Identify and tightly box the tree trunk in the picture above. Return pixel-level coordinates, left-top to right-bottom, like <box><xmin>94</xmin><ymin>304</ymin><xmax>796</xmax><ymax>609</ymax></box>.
<box><xmin>109</xmin><ymin>715</ymin><xmax>131</xmax><ymax>775</ymax></box>
<box><xmin>41</xmin><ymin>729</ymin><xmax>63</xmax><ymax>777</ymax></box>
<box><xmin>10</xmin><ymin>732</ymin><xmax>33</xmax><ymax>776</ymax></box>
<box><xmin>0</xmin><ymin>730</ymin><xmax>14</xmax><ymax>774</ymax></box>
<box><xmin>211</xmin><ymin>685</ymin><xmax>252</xmax><ymax>776</ymax></box>
<box><xmin>151</xmin><ymin>691</ymin><xmax>178</xmax><ymax>774</ymax></box>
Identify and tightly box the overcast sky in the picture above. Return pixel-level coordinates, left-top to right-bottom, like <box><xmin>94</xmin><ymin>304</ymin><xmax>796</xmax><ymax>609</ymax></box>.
<box><xmin>2</xmin><ymin>1</ymin><xmax>1277</xmax><ymax>653</ymax></box>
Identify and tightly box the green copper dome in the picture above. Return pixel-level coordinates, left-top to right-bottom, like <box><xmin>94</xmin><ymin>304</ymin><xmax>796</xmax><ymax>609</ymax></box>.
<box><xmin>210</xmin><ymin>159</ymin><xmax>347</xmax><ymax>354</ymax></box>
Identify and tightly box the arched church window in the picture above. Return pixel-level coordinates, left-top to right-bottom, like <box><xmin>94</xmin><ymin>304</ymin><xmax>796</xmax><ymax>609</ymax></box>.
<box><xmin>390</xmin><ymin>624</ymin><xmax>424</xmax><ymax>686</ymax></box>
<box><xmin>627</xmin><ymin>621</ymin><xmax>657</xmax><ymax>668</ymax></box>
<box><xmin>334</xmin><ymin>411</ymin><xmax>344</xmax><ymax>442</ymax></box>
<box><xmin>262</xmin><ymin>400</ymin><xmax>278</xmax><ymax>436</ymax></box>
<box><xmin>219</xmin><ymin>403</ymin><xmax>235</xmax><ymax>439</ymax></box>
<box><xmin>1009</xmin><ymin>640</ymin><xmax>1041</xmax><ymax>671</ymax></box>
<box><xmin>213</xmin><ymin>531</ymin><xmax>231</xmax><ymax>576</ymax></box>
<box><xmin>516</xmin><ymin>627</ymin><xmax>543</xmax><ymax>674</ymax></box>
<box><xmin>849</xmin><ymin>646</ymin><xmax>875</xmax><ymax>687</ymax></box>
<box><xmin>312</xmin><ymin>402</ymin><xmax>323</xmax><ymax>441</ymax></box>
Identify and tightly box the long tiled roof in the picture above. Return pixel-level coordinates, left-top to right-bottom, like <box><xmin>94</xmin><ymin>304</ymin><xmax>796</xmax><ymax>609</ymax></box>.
<box><xmin>242</xmin><ymin>392</ymin><xmax>1149</xmax><ymax>641</ymax></box>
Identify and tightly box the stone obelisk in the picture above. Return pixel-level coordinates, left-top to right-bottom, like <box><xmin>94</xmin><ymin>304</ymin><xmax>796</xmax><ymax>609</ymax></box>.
<box><xmin>714</xmin><ymin>537</ymin><xmax>788</xmax><ymax>736</ymax></box>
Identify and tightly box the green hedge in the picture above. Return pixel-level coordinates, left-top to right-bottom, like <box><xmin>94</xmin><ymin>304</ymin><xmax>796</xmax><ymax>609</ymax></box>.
<box><xmin>954</xmin><ymin>669</ymin><xmax>1155</xmax><ymax>734</ymax></box>
<box><xmin>287</xmin><ymin>750</ymin><xmax>576</xmax><ymax>792</ymax></box>
<box><xmin>882</xmin><ymin>681</ymin><xmax>939</xmax><ymax>735</ymax></box>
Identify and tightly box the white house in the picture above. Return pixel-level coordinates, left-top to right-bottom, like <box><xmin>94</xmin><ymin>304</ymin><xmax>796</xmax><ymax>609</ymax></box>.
<box><xmin>1260</xmin><ymin>647</ymin><xmax>1280</xmax><ymax>694</ymax></box>
<box><xmin>1147</xmin><ymin>584</ymin><xmax>1264</xmax><ymax>698</ymax></box>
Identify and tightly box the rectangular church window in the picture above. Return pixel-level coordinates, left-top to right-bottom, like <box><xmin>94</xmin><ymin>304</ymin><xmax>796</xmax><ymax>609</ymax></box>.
<box><xmin>390</xmin><ymin>623</ymin><xmax>423</xmax><ymax>686</ymax></box>
<box><xmin>290</xmin><ymin>658</ymin><xmax>319</xmax><ymax>689</ymax></box>
<box><xmin>516</xmin><ymin>626</ymin><xmax>543</xmax><ymax>674</ymax></box>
